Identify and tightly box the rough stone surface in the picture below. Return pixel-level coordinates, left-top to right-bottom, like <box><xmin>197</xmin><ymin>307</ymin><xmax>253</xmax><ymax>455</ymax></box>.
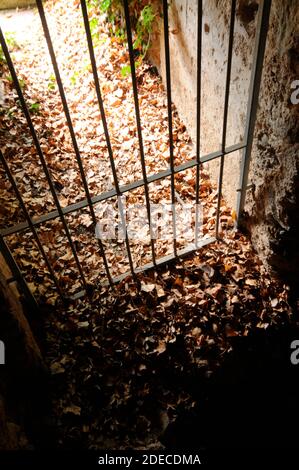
<box><xmin>149</xmin><ymin>0</ymin><xmax>299</xmax><ymax>286</ymax></box>
<box><xmin>0</xmin><ymin>1</ymin><xmax>35</xmax><ymax>10</ymax></box>
<box><xmin>149</xmin><ymin>0</ymin><xmax>256</xmax><ymax>210</ymax></box>
<box><xmin>0</xmin><ymin>255</ymin><xmax>47</xmax><ymax>449</ymax></box>
<box><xmin>245</xmin><ymin>0</ymin><xmax>299</xmax><ymax>287</ymax></box>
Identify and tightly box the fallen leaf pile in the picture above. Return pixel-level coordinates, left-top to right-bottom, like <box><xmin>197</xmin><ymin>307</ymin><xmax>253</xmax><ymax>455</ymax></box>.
<box><xmin>44</xmin><ymin>233</ymin><xmax>292</xmax><ymax>449</ymax></box>
<box><xmin>0</xmin><ymin>0</ymin><xmax>294</xmax><ymax>450</ymax></box>
<box><xmin>0</xmin><ymin>0</ymin><xmax>226</xmax><ymax>302</ymax></box>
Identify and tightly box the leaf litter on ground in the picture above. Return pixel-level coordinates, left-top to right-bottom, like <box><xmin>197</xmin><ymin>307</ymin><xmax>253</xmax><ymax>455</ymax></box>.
<box><xmin>0</xmin><ymin>0</ymin><xmax>294</xmax><ymax>450</ymax></box>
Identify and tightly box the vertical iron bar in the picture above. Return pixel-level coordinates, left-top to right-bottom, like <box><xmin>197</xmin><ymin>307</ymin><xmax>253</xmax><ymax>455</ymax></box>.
<box><xmin>236</xmin><ymin>0</ymin><xmax>271</xmax><ymax>225</ymax></box>
<box><xmin>122</xmin><ymin>0</ymin><xmax>156</xmax><ymax>265</ymax></box>
<box><xmin>80</xmin><ymin>0</ymin><xmax>119</xmax><ymax>193</ymax></box>
<box><xmin>0</xmin><ymin>234</ymin><xmax>38</xmax><ymax>310</ymax></box>
<box><xmin>195</xmin><ymin>0</ymin><xmax>203</xmax><ymax>247</ymax></box>
<box><xmin>215</xmin><ymin>0</ymin><xmax>236</xmax><ymax>238</ymax></box>
<box><xmin>0</xmin><ymin>27</ymin><xmax>88</xmax><ymax>291</ymax></box>
<box><xmin>79</xmin><ymin>0</ymin><xmax>135</xmax><ymax>276</ymax></box>
<box><xmin>117</xmin><ymin>194</ymin><xmax>135</xmax><ymax>276</ymax></box>
<box><xmin>36</xmin><ymin>0</ymin><xmax>114</xmax><ymax>284</ymax></box>
<box><xmin>0</xmin><ymin>149</ymin><xmax>64</xmax><ymax>299</ymax></box>
<box><xmin>162</xmin><ymin>0</ymin><xmax>177</xmax><ymax>256</ymax></box>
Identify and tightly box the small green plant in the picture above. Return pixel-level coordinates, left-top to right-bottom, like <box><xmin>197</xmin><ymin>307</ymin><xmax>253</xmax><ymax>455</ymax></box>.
<box><xmin>89</xmin><ymin>16</ymin><xmax>99</xmax><ymax>38</ymax></box>
<box><xmin>0</xmin><ymin>31</ymin><xmax>18</xmax><ymax>64</ymax></box>
<box><xmin>134</xmin><ymin>5</ymin><xmax>156</xmax><ymax>56</ymax></box>
<box><xmin>5</xmin><ymin>74</ymin><xmax>26</xmax><ymax>91</ymax></box>
<box><xmin>4</xmin><ymin>32</ymin><xmax>18</xmax><ymax>49</ymax></box>
<box><xmin>71</xmin><ymin>70</ymin><xmax>81</xmax><ymax>86</ymax></box>
<box><xmin>29</xmin><ymin>102</ymin><xmax>40</xmax><ymax>114</ymax></box>
<box><xmin>121</xmin><ymin>57</ymin><xmax>142</xmax><ymax>77</ymax></box>
<box><xmin>70</xmin><ymin>57</ymin><xmax>91</xmax><ymax>86</ymax></box>
<box><xmin>121</xmin><ymin>64</ymin><xmax>131</xmax><ymax>77</ymax></box>
<box><xmin>99</xmin><ymin>0</ymin><xmax>112</xmax><ymax>12</ymax></box>
<box><xmin>19</xmin><ymin>78</ymin><xmax>26</xmax><ymax>90</ymax></box>
<box><xmin>0</xmin><ymin>49</ymin><xmax>4</xmax><ymax>64</ymax></box>
<box><xmin>87</xmin><ymin>1</ymin><xmax>158</xmax><ymax>76</ymax></box>
<box><xmin>47</xmin><ymin>73</ymin><xmax>56</xmax><ymax>91</ymax></box>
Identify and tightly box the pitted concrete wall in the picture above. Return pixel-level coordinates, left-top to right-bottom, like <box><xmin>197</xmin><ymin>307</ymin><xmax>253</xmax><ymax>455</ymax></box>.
<box><xmin>244</xmin><ymin>0</ymin><xmax>299</xmax><ymax>286</ymax></box>
<box><xmin>150</xmin><ymin>0</ymin><xmax>257</xmax><ymax>210</ymax></box>
<box><xmin>150</xmin><ymin>0</ymin><xmax>299</xmax><ymax>285</ymax></box>
<box><xmin>0</xmin><ymin>0</ymin><xmax>35</xmax><ymax>10</ymax></box>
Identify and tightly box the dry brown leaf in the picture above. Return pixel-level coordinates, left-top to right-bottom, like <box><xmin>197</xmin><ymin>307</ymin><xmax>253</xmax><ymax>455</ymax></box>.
<box><xmin>141</xmin><ymin>282</ymin><xmax>156</xmax><ymax>293</ymax></box>
<box><xmin>154</xmin><ymin>340</ymin><xmax>167</xmax><ymax>355</ymax></box>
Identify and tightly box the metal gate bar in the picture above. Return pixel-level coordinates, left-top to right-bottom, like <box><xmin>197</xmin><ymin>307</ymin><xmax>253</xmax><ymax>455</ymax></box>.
<box><xmin>80</xmin><ymin>0</ymin><xmax>136</xmax><ymax>279</ymax></box>
<box><xmin>162</xmin><ymin>0</ymin><xmax>177</xmax><ymax>257</ymax></box>
<box><xmin>0</xmin><ymin>27</ymin><xmax>89</xmax><ymax>294</ymax></box>
<box><xmin>0</xmin><ymin>234</ymin><xmax>38</xmax><ymax>309</ymax></box>
<box><xmin>215</xmin><ymin>0</ymin><xmax>236</xmax><ymax>237</ymax></box>
<box><xmin>0</xmin><ymin>0</ymin><xmax>272</xmax><ymax>305</ymax></box>
<box><xmin>36</xmin><ymin>0</ymin><xmax>115</xmax><ymax>285</ymax></box>
<box><xmin>71</xmin><ymin>235</ymin><xmax>216</xmax><ymax>300</ymax></box>
<box><xmin>236</xmin><ymin>0</ymin><xmax>272</xmax><ymax>222</ymax></box>
<box><xmin>195</xmin><ymin>0</ymin><xmax>203</xmax><ymax>247</ymax></box>
<box><xmin>0</xmin><ymin>142</ymin><xmax>246</xmax><ymax>239</ymax></box>
<box><xmin>0</xmin><ymin>149</ymin><xmax>63</xmax><ymax>299</ymax></box>
<box><xmin>122</xmin><ymin>0</ymin><xmax>156</xmax><ymax>265</ymax></box>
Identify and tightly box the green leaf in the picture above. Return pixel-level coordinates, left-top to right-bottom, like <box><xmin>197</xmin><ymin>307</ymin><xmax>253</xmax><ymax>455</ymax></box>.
<box><xmin>100</xmin><ymin>0</ymin><xmax>111</xmax><ymax>13</ymax></box>
<box><xmin>89</xmin><ymin>17</ymin><xmax>99</xmax><ymax>38</ymax></box>
<box><xmin>47</xmin><ymin>73</ymin><xmax>56</xmax><ymax>90</ymax></box>
<box><xmin>121</xmin><ymin>64</ymin><xmax>131</xmax><ymax>77</ymax></box>
<box><xmin>29</xmin><ymin>102</ymin><xmax>40</xmax><ymax>113</ymax></box>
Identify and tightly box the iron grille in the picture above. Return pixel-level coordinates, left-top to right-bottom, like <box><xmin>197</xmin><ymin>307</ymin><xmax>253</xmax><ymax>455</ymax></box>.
<box><xmin>0</xmin><ymin>0</ymin><xmax>272</xmax><ymax>307</ymax></box>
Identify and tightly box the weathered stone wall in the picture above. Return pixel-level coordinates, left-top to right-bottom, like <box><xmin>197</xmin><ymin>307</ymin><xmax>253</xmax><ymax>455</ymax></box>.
<box><xmin>0</xmin><ymin>0</ymin><xmax>35</xmax><ymax>10</ymax></box>
<box><xmin>149</xmin><ymin>0</ymin><xmax>257</xmax><ymax>210</ymax></box>
<box><xmin>244</xmin><ymin>0</ymin><xmax>299</xmax><ymax>287</ymax></box>
<box><xmin>0</xmin><ymin>255</ymin><xmax>47</xmax><ymax>449</ymax></box>
<box><xmin>149</xmin><ymin>0</ymin><xmax>299</xmax><ymax>286</ymax></box>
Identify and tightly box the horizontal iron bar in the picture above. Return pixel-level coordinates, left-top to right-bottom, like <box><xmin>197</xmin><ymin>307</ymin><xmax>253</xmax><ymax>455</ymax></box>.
<box><xmin>70</xmin><ymin>236</ymin><xmax>217</xmax><ymax>300</ymax></box>
<box><xmin>236</xmin><ymin>183</ymin><xmax>254</xmax><ymax>192</ymax></box>
<box><xmin>0</xmin><ymin>143</ymin><xmax>245</xmax><ymax>238</ymax></box>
